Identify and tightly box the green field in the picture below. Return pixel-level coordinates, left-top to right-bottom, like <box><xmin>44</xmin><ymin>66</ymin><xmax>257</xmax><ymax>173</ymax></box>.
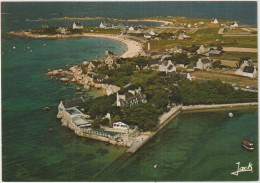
<box><xmin>222</xmin><ymin>36</ymin><xmax>257</xmax><ymax>48</ymax></box>
<box><xmin>211</xmin><ymin>52</ymin><xmax>258</xmax><ymax>61</ymax></box>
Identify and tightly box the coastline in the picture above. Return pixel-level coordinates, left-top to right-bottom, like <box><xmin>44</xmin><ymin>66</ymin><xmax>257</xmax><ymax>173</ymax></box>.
<box><xmin>9</xmin><ymin>31</ymin><xmax>143</xmax><ymax>58</ymax></box>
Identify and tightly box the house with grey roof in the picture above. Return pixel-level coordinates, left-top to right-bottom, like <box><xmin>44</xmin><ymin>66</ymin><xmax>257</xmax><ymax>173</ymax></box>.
<box><xmin>159</xmin><ymin>60</ymin><xmax>176</xmax><ymax>73</ymax></box>
<box><xmin>196</xmin><ymin>44</ymin><xmax>210</xmax><ymax>55</ymax></box>
<box><xmin>196</xmin><ymin>58</ymin><xmax>212</xmax><ymax>70</ymax></box>
<box><xmin>116</xmin><ymin>87</ymin><xmax>147</xmax><ymax>107</ymax></box>
<box><xmin>235</xmin><ymin>59</ymin><xmax>257</xmax><ymax>78</ymax></box>
<box><xmin>208</xmin><ymin>49</ymin><xmax>222</xmax><ymax>56</ymax></box>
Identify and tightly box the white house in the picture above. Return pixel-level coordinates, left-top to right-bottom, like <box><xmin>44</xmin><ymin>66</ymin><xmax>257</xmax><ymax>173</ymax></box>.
<box><xmin>57</xmin><ymin>99</ymin><xmax>91</xmax><ymax>128</ymax></box>
<box><xmin>113</xmin><ymin>122</ymin><xmax>129</xmax><ymax>130</ymax></box>
<box><xmin>149</xmin><ymin>29</ymin><xmax>156</xmax><ymax>36</ymax></box>
<box><xmin>230</xmin><ymin>21</ymin><xmax>238</xmax><ymax>28</ymax></box>
<box><xmin>187</xmin><ymin>73</ymin><xmax>197</xmax><ymax>81</ymax></box>
<box><xmin>116</xmin><ymin>87</ymin><xmax>147</xmax><ymax>107</ymax></box>
<box><xmin>196</xmin><ymin>44</ymin><xmax>210</xmax><ymax>55</ymax></box>
<box><xmin>73</xmin><ymin>22</ymin><xmax>83</xmax><ymax>29</ymax></box>
<box><xmin>187</xmin><ymin>23</ymin><xmax>192</xmax><ymax>28</ymax></box>
<box><xmin>211</xmin><ymin>18</ymin><xmax>219</xmax><ymax>24</ymax></box>
<box><xmin>129</xmin><ymin>26</ymin><xmax>135</xmax><ymax>31</ymax></box>
<box><xmin>196</xmin><ymin>58</ymin><xmax>212</xmax><ymax>70</ymax></box>
<box><xmin>235</xmin><ymin>59</ymin><xmax>257</xmax><ymax>78</ymax></box>
<box><xmin>100</xmin><ymin>22</ymin><xmax>106</xmax><ymax>28</ymax></box>
<box><xmin>144</xmin><ymin>33</ymin><xmax>152</xmax><ymax>39</ymax></box>
<box><xmin>159</xmin><ymin>60</ymin><xmax>176</xmax><ymax>73</ymax></box>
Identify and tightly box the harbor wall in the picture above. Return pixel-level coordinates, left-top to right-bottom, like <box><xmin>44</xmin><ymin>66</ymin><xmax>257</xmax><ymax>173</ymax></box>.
<box><xmin>182</xmin><ymin>102</ymin><xmax>258</xmax><ymax>111</ymax></box>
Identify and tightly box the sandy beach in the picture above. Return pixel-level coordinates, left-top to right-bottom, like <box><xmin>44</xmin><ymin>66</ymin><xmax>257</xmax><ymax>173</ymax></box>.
<box><xmin>9</xmin><ymin>31</ymin><xmax>143</xmax><ymax>58</ymax></box>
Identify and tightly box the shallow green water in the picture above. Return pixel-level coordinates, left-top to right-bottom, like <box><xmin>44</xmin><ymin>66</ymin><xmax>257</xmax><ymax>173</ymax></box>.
<box><xmin>106</xmin><ymin>108</ymin><xmax>258</xmax><ymax>181</ymax></box>
<box><xmin>2</xmin><ymin>36</ymin><xmax>127</xmax><ymax>181</ymax></box>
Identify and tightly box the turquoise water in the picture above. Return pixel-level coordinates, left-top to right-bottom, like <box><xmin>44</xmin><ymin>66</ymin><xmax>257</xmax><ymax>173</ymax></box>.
<box><xmin>2</xmin><ymin>2</ymin><xmax>258</xmax><ymax>181</ymax></box>
<box><xmin>107</xmin><ymin>108</ymin><xmax>258</xmax><ymax>181</ymax></box>
<box><xmin>2</xmin><ymin>35</ymin><xmax>127</xmax><ymax>182</ymax></box>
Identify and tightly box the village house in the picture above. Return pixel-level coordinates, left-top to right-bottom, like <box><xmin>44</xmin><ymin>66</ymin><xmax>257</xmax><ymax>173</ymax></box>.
<box><xmin>116</xmin><ymin>87</ymin><xmax>147</xmax><ymax>107</ymax></box>
<box><xmin>128</xmin><ymin>26</ymin><xmax>135</xmax><ymax>31</ymax></box>
<box><xmin>196</xmin><ymin>58</ymin><xmax>213</xmax><ymax>70</ymax></box>
<box><xmin>235</xmin><ymin>59</ymin><xmax>258</xmax><ymax>78</ymax></box>
<box><xmin>104</xmin><ymin>50</ymin><xmax>116</xmax><ymax>67</ymax></box>
<box><xmin>196</xmin><ymin>44</ymin><xmax>210</xmax><ymax>55</ymax></box>
<box><xmin>230</xmin><ymin>21</ymin><xmax>238</xmax><ymax>28</ymax></box>
<box><xmin>149</xmin><ymin>29</ymin><xmax>157</xmax><ymax>36</ymax></box>
<box><xmin>144</xmin><ymin>33</ymin><xmax>152</xmax><ymax>39</ymax></box>
<box><xmin>187</xmin><ymin>73</ymin><xmax>197</xmax><ymax>81</ymax></box>
<box><xmin>93</xmin><ymin>73</ymin><xmax>109</xmax><ymax>82</ymax></box>
<box><xmin>208</xmin><ymin>49</ymin><xmax>222</xmax><ymax>56</ymax></box>
<box><xmin>242</xmin><ymin>66</ymin><xmax>258</xmax><ymax>78</ymax></box>
<box><xmin>57</xmin><ymin>98</ymin><xmax>92</xmax><ymax>128</ymax></box>
<box><xmin>159</xmin><ymin>60</ymin><xmax>177</xmax><ymax>73</ymax></box>
<box><xmin>100</xmin><ymin>22</ymin><xmax>106</xmax><ymax>28</ymax></box>
<box><xmin>88</xmin><ymin>61</ymin><xmax>99</xmax><ymax>71</ymax></box>
<box><xmin>73</xmin><ymin>22</ymin><xmax>83</xmax><ymax>29</ymax></box>
<box><xmin>113</xmin><ymin>122</ymin><xmax>129</xmax><ymax>130</ymax></box>
<box><xmin>211</xmin><ymin>18</ymin><xmax>219</xmax><ymax>24</ymax></box>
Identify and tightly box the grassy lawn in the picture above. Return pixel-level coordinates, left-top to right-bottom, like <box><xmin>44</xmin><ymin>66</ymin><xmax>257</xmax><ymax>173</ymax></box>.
<box><xmin>192</xmin><ymin>70</ymin><xmax>258</xmax><ymax>88</ymax></box>
<box><xmin>222</xmin><ymin>36</ymin><xmax>257</xmax><ymax>48</ymax></box>
<box><xmin>212</xmin><ymin>52</ymin><xmax>258</xmax><ymax>61</ymax></box>
<box><xmin>191</xmin><ymin>28</ymin><xmax>222</xmax><ymax>43</ymax></box>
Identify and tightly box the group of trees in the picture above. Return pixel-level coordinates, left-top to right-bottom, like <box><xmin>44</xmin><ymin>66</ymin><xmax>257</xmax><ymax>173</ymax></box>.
<box><xmin>79</xmin><ymin>56</ymin><xmax>257</xmax><ymax>131</ymax></box>
<box><xmin>179</xmin><ymin>79</ymin><xmax>257</xmax><ymax>105</ymax></box>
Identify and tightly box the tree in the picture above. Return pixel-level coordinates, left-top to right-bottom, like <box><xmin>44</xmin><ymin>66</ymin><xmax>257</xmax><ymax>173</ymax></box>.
<box><xmin>217</xmin><ymin>45</ymin><xmax>223</xmax><ymax>51</ymax></box>
<box><xmin>212</xmin><ymin>60</ymin><xmax>222</xmax><ymax>68</ymax></box>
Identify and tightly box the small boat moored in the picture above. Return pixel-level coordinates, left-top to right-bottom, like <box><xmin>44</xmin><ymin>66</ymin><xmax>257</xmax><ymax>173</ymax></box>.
<box><xmin>242</xmin><ymin>139</ymin><xmax>254</xmax><ymax>151</ymax></box>
<box><xmin>49</xmin><ymin>127</ymin><xmax>53</xmax><ymax>132</ymax></box>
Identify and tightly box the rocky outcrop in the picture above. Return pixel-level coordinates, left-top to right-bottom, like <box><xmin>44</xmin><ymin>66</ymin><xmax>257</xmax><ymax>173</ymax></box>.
<box><xmin>46</xmin><ymin>64</ymin><xmax>120</xmax><ymax>95</ymax></box>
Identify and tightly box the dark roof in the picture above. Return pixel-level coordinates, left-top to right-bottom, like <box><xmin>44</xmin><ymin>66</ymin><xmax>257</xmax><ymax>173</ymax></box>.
<box><xmin>63</xmin><ymin>98</ymin><xmax>84</xmax><ymax>108</ymax></box>
<box><xmin>243</xmin><ymin>66</ymin><xmax>255</xmax><ymax>73</ymax></box>
<box><xmin>144</xmin><ymin>33</ymin><xmax>151</xmax><ymax>36</ymax></box>
<box><xmin>161</xmin><ymin>60</ymin><xmax>169</xmax><ymax>66</ymax></box>
<box><xmin>94</xmin><ymin>74</ymin><xmax>107</xmax><ymax>80</ymax></box>
<box><xmin>201</xmin><ymin>58</ymin><xmax>211</xmax><ymax>64</ymax></box>
<box><xmin>203</xmin><ymin>44</ymin><xmax>209</xmax><ymax>48</ymax></box>
<box><xmin>75</xmin><ymin>22</ymin><xmax>82</xmax><ymax>26</ymax></box>
<box><xmin>167</xmin><ymin>65</ymin><xmax>173</xmax><ymax>70</ymax></box>
<box><xmin>151</xmin><ymin>51</ymin><xmax>162</xmax><ymax>56</ymax></box>
<box><xmin>148</xmin><ymin>59</ymin><xmax>160</xmax><ymax>66</ymax></box>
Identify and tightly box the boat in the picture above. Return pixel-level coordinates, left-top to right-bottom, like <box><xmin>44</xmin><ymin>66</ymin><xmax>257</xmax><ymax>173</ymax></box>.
<box><xmin>49</xmin><ymin>127</ymin><xmax>53</xmax><ymax>132</ymax></box>
<box><xmin>43</xmin><ymin>44</ymin><xmax>47</xmax><ymax>47</ymax></box>
<box><xmin>242</xmin><ymin>139</ymin><xmax>254</xmax><ymax>151</ymax></box>
<box><xmin>153</xmin><ymin>164</ymin><xmax>158</xmax><ymax>168</ymax></box>
<box><xmin>229</xmin><ymin>112</ymin><xmax>234</xmax><ymax>117</ymax></box>
<box><xmin>13</xmin><ymin>46</ymin><xmax>16</xmax><ymax>49</ymax></box>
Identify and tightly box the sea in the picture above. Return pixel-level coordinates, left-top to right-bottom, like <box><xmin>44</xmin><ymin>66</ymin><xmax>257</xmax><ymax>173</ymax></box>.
<box><xmin>1</xmin><ymin>2</ymin><xmax>258</xmax><ymax>181</ymax></box>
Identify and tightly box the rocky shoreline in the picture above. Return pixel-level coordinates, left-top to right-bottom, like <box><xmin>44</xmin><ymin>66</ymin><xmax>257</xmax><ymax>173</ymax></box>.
<box><xmin>46</xmin><ymin>65</ymin><xmax>120</xmax><ymax>96</ymax></box>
